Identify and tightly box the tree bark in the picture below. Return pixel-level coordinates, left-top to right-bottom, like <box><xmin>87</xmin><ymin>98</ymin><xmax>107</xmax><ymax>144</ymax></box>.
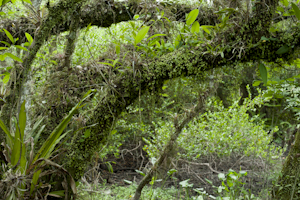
<box><xmin>272</xmin><ymin>130</ymin><xmax>300</xmax><ymax>199</ymax></box>
<box><xmin>134</xmin><ymin>94</ymin><xmax>206</xmax><ymax>200</ymax></box>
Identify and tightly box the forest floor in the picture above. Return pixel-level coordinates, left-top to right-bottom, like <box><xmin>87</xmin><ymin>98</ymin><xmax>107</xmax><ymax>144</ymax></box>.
<box><xmin>79</xmin><ymin>142</ymin><xmax>284</xmax><ymax>199</ymax></box>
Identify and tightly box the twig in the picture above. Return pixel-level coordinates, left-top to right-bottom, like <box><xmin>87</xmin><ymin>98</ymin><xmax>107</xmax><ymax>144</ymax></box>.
<box><xmin>178</xmin><ymin>159</ymin><xmax>222</xmax><ymax>174</ymax></box>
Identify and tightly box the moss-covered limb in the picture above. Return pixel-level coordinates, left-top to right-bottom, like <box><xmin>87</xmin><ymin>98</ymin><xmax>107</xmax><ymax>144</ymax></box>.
<box><xmin>272</xmin><ymin>130</ymin><xmax>300</xmax><ymax>199</ymax></box>
<box><xmin>0</xmin><ymin>0</ymin><xmax>221</xmax><ymax>47</ymax></box>
<box><xmin>133</xmin><ymin>95</ymin><xmax>206</xmax><ymax>200</ymax></box>
<box><xmin>22</xmin><ymin>0</ymin><xmax>87</xmax><ymax>71</ymax></box>
<box><xmin>63</xmin><ymin>3</ymin><xmax>81</xmax><ymax>69</ymax></box>
<box><xmin>63</xmin><ymin>19</ymin><xmax>300</xmax><ymax>180</ymax></box>
<box><xmin>2</xmin><ymin>0</ymin><xmax>87</xmax><ymax>130</ymax></box>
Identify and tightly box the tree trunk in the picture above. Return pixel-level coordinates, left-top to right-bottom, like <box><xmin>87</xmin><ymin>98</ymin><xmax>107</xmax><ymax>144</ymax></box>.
<box><xmin>272</xmin><ymin>130</ymin><xmax>300</xmax><ymax>199</ymax></box>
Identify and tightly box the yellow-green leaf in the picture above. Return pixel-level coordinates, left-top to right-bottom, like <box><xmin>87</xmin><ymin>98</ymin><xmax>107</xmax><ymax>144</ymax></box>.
<box><xmin>191</xmin><ymin>21</ymin><xmax>200</xmax><ymax>33</ymax></box>
<box><xmin>23</xmin><ymin>0</ymin><xmax>32</xmax><ymax>4</ymax></box>
<box><xmin>6</xmin><ymin>53</ymin><xmax>23</xmax><ymax>62</ymax></box>
<box><xmin>15</xmin><ymin>45</ymin><xmax>28</xmax><ymax>51</ymax></box>
<box><xmin>135</xmin><ymin>26</ymin><xmax>150</xmax><ymax>45</ymax></box>
<box><xmin>3</xmin><ymin>28</ymin><xmax>14</xmax><ymax>43</ymax></box>
<box><xmin>3</xmin><ymin>73</ymin><xmax>9</xmax><ymax>84</ymax></box>
<box><xmin>25</xmin><ymin>32</ymin><xmax>33</xmax><ymax>45</ymax></box>
<box><xmin>115</xmin><ymin>45</ymin><xmax>120</xmax><ymax>54</ymax></box>
<box><xmin>147</xmin><ymin>34</ymin><xmax>166</xmax><ymax>41</ymax></box>
<box><xmin>292</xmin><ymin>3</ymin><xmax>300</xmax><ymax>20</ymax></box>
<box><xmin>186</xmin><ymin>9</ymin><xmax>199</xmax><ymax>26</ymax></box>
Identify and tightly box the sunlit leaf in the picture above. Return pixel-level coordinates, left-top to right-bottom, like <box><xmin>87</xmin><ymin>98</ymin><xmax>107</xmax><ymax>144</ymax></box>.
<box><xmin>23</xmin><ymin>0</ymin><xmax>32</xmax><ymax>5</ymax></box>
<box><xmin>135</xmin><ymin>26</ymin><xmax>150</xmax><ymax>45</ymax></box>
<box><xmin>259</xmin><ymin>62</ymin><xmax>268</xmax><ymax>85</ymax></box>
<box><xmin>3</xmin><ymin>28</ymin><xmax>14</xmax><ymax>43</ymax></box>
<box><xmin>25</xmin><ymin>32</ymin><xmax>33</xmax><ymax>45</ymax></box>
<box><xmin>115</xmin><ymin>45</ymin><xmax>120</xmax><ymax>54</ymax></box>
<box><xmin>6</xmin><ymin>53</ymin><xmax>23</xmax><ymax>62</ymax></box>
<box><xmin>252</xmin><ymin>80</ymin><xmax>261</xmax><ymax>86</ymax></box>
<box><xmin>201</xmin><ymin>26</ymin><xmax>211</xmax><ymax>34</ymax></box>
<box><xmin>3</xmin><ymin>73</ymin><xmax>9</xmax><ymax>84</ymax></box>
<box><xmin>191</xmin><ymin>21</ymin><xmax>200</xmax><ymax>33</ymax></box>
<box><xmin>186</xmin><ymin>9</ymin><xmax>199</xmax><ymax>26</ymax></box>
<box><xmin>1</xmin><ymin>41</ymin><xmax>11</xmax><ymax>47</ymax></box>
<box><xmin>15</xmin><ymin>45</ymin><xmax>28</xmax><ymax>51</ymax></box>
<box><xmin>147</xmin><ymin>34</ymin><xmax>166</xmax><ymax>41</ymax></box>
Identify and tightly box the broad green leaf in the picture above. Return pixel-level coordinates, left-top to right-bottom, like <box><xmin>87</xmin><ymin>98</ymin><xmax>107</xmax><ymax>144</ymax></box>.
<box><xmin>23</xmin><ymin>0</ymin><xmax>32</xmax><ymax>4</ymax></box>
<box><xmin>24</xmin><ymin>42</ymin><xmax>30</xmax><ymax>47</ymax></box>
<box><xmin>0</xmin><ymin>47</ymin><xmax>7</xmax><ymax>50</ymax></box>
<box><xmin>259</xmin><ymin>62</ymin><xmax>268</xmax><ymax>85</ymax></box>
<box><xmin>292</xmin><ymin>3</ymin><xmax>300</xmax><ymax>20</ymax></box>
<box><xmin>6</xmin><ymin>53</ymin><xmax>23</xmax><ymax>62</ymax></box>
<box><xmin>147</xmin><ymin>34</ymin><xmax>166</xmax><ymax>41</ymax></box>
<box><xmin>0</xmin><ymin>53</ymin><xmax>7</xmax><ymax>61</ymax></box>
<box><xmin>11</xmin><ymin>117</ymin><xmax>21</xmax><ymax>166</ymax></box>
<box><xmin>252</xmin><ymin>80</ymin><xmax>261</xmax><ymax>86</ymax></box>
<box><xmin>3</xmin><ymin>73</ymin><xmax>9</xmax><ymax>84</ymax></box>
<box><xmin>191</xmin><ymin>21</ymin><xmax>200</xmax><ymax>33</ymax></box>
<box><xmin>25</xmin><ymin>32</ymin><xmax>33</xmax><ymax>45</ymax></box>
<box><xmin>3</xmin><ymin>28</ymin><xmax>14</xmax><ymax>43</ymax></box>
<box><xmin>276</xmin><ymin>45</ymin><xmax>290</xmax><ymax>54</ymax></box>
<box><xmin>277</xmin><ymin>6</ymin><xmax>285</xmax><ymax>12</ymax></box>
<box><xmin>1</xmin><ymin>41</ymin><xmax>11</xmax><ymax>47</ymax></box>
<box><xmin>135</xmin><ymin>26</ymin><xmax>150</xmax><ymax>45</ymax></box>
<box><xmin>283</xmin><ymin>0</ymin><xmax>289</xmax><ymax>7</ymax></box>
<box><xmin>148</xmin><ymin>37</ymin><xmax>160</xmax><ymax>46</ymax></box>
<box><xmin>186</xmin><ymin>9</ymin><xmax>199</xmax><ymax>26</ymax></box>
<box><xmin>201</xmin><ymin>26</ymin><xmax>211</xmax><ymax>34</ymax></box>
<box><xmin>15</xmin><ymin>45</ymin><xmax>28</xmax><ymax>51</ymax></box>
<box><xmin>115</xmin><ymin>45</ymin><xmax>120</xmax><ymax>54</ymax></box>
<box><xmin>1</xmin><ymin>0</ymin><xmax>11</xmax><ymax>7</ymax></box>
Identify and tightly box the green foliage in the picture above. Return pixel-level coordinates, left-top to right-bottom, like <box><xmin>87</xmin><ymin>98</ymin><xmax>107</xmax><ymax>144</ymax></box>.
<box><xmin>0</xmin><ymin>90</ymin><xmax>94</xmax><ymax>199</ymax></box>
<box><xmin>144</xmin><ymin>96</ymin><xmax>280</xmax><ymax>160</ymax></box>
<box><xmin>258</xmin><ymin>62</ymin><xmax>268</xmax><ymax>86</ymax></box>
<box><xmin>195</xmin><ymin>169</ymin><xmax>256</xmax><ymax>200</ymax></box>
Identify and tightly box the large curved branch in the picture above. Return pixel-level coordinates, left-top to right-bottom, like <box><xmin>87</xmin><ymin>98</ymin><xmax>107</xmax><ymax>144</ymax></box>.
<box><xmin>0</xmin><ymin>1</ymin><xmax>218</xmax><ymax>46</ymax></box>
<box><xmin>63</xmin><ymin>14</ymin><xmax>300</xmax><ymax>179</ymax></box>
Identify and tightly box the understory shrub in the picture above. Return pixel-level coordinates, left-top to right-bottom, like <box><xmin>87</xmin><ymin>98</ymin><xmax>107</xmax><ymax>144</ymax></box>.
<box><xmin>144</xmin><ymin>95</ymin><xmax>282</xmax><ymax>160</ymax></box>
